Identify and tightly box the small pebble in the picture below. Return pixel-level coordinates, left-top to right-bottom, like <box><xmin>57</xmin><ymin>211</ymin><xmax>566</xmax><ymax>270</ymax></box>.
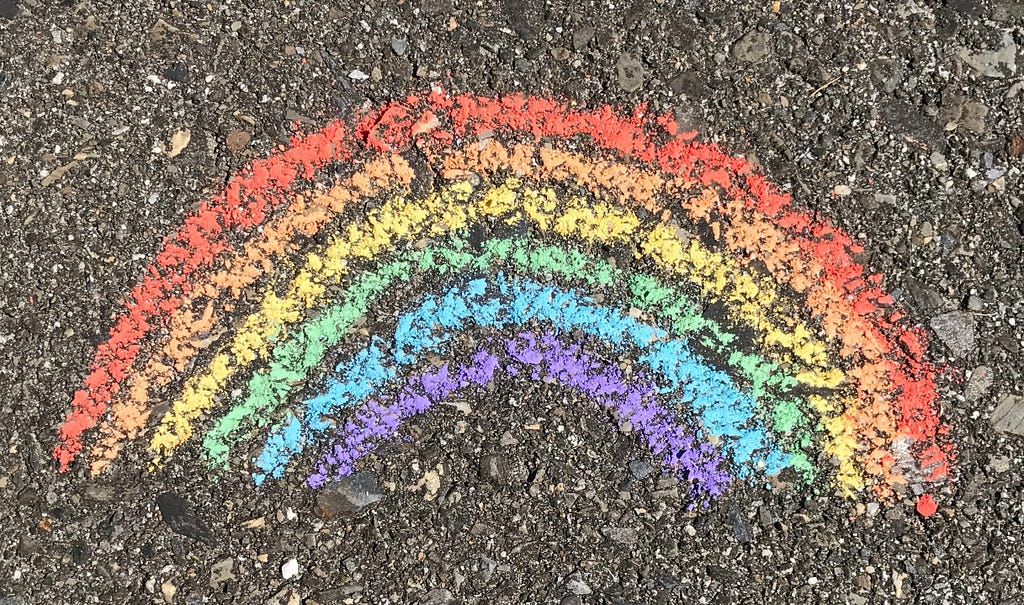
<box><xmin>572</xmin><ymin>26</ymin><xmax>595</xmax><ymax>50</ymax></box>
<box><xmin>929</xmin><ymin>311</ymin><xmax>976</xmax><ymax>357</ymax></box>
<box><xmin>316</xmin><ymin>470</ymin><xmax>384</xmax><ymax>517</ymax></box>
<box><xmin>478</xmin><ymin>454</ymin><xmax>509</xmax><ymax>484</ymax></box>
<box><xmin>225</xmin><ymin>130</ymin><xmax>251</xmax><ymax>155</ymax></box>
<box><xmin>281</xmin><ymin>558</ymin><xmax>299</xmax><ymax>580</ymax></box>
<box><xmin>161</xmin><ymin>581</ymin><xmax>176</xmax><ymax>604</ymax></box>
<box><xmin>988</xmin><ymin>455</ymin><xmax>1011</xmax><ymax>474</ymax></box>
<box><xmin>391</xmin><ymin>37</ymin><xmax>409</xmax><ymax>56</ymax></box>
<box><xmin>964</xmin><ymin>365</ymin><xmax>993</xmax><ymax>402</ymax></box>
<box><xmin>209</xmin><ymin>558</ymin><xmax>235</xmax><ymax>588</ymax></box>
<box><xmin>731</xmin><ymin>30</ymin><xmax>771</xmax><ymax>63</ymax></box>
<box><xmin>991</xmin><ymin>394</ymin><xmax>1024</xmax><ymax>435</ymax></box>
<box><xmin>566</xmin><ymin>578</ymin><xmax>592</xmax><ymax>595</ymax></box>
<box><xmin>729</xmin><ymin>504</ymin><xmax>752</xmax><ymax>544</ymax></box>
<box><xmin>628</xmin><ymin>459</ymin><xmax>655</xmax><ymax>480</ymax></box>
<box><xmin>615</xmin><ymin>53</ymin><xmax>645</xmax><ymax>93</ymax></box>
<box><xmin>601</xmin><ymin>526</ymin><xmax>639</xmax><ymax>545</ymax></box>
<box><xmin>163</xmin><ymin>63</ymin><xmax>189</xmax><ymax>82</ymax></box>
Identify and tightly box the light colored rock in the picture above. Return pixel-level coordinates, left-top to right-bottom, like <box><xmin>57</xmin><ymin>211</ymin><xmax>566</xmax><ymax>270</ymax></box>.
<box><xmin>731</xmin><ymin>30</ymin><xmax>771</xmax><ymax>63</ymax></box>
<box><xmin>421</xmin><ymin>589</ymin><xmax>454</xmax><ymax>604</ymax></box>
<box><xmin>964</xmin><ymin>366</ymin><xmax>993</xmax><ymax>402</ymax></box>
<box><xmin>209</xmin><ymin>558</ymin><xmax>236</xmax><ymax>589</ymax></box>
<box><xmin>567</xmin><ymin>578</ymin><xmax>592</xmax><ymax>595</ymax></box>
<box><xmin>167</xmin><ymin>129</ymin><xmax>190</xmax><ymax>158</ymax></box>
<box><xmin>601</xmin><ymin>526</ymin><xmax>639</xmax><ymax>545</ymax></box>
<box><xmin>958</xmin><ymin>32</ymin><xmax>1017</xmax><ymax>78</ymax></box>
<box><xmin>991</xmin><ymin>394</ymin><xmax>1024</xmax><ymax>435</ymax></box>
<box><xmin>988</xmin><ymin>455</ymin><xmax>1011</xmax><ymax>473</ymax></box>
<box><xmin>478</xmin><ymin>555</ymin><xmax>497</xmax><ymax>582</ymax></box>
<box><xmin>409</xmin><ymin>464</ymin><xmax>443</xmax><ymax>501</ymax></box>
<box><xmin>161</xmin><ymin>581</ymin><xmax>176</xmax><ymax>604</ymax></box>
<box><xmin>391</xmin><ymin>37</ymin><xmax>408</xmax><ymax>56</ymax></box>
<box><xmin>615</xmin><ymin>54</ymin><xmax>645</xmax><ymax>92</ymax></box>
<box><xmin>281</xmin><ymin>558</ymin><xmax>300</xmax><ymax>580</ymax></box>
<box><xmin>929</xmin><ymin>311</ymin><xmax>976</xmax><ymax>356</ymax></box>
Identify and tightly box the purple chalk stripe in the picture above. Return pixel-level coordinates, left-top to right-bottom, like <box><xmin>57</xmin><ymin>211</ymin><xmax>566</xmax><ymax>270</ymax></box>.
<box><xmin>308</xmin><ymin>331</ymin><xmax>731</xmax><ymax>504</ymax></box>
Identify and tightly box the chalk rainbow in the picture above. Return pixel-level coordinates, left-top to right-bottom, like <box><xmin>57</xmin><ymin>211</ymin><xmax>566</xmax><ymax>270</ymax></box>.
<box><xmin>54</xmin><ymin>90</ymin><xmax>952</xmax><ymax>513</ymax></box>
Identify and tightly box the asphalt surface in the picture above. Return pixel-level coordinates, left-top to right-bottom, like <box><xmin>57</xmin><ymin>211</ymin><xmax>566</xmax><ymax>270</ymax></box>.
<box><xmin>2</xmin><ymin>0</ymin><xmax>1024</xmax><ymax>603</ymax></box>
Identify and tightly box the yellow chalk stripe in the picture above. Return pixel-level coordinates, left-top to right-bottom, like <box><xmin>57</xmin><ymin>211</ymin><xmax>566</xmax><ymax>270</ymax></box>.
<box><xmin>813</xmin><ymin>395</ymin><xmax>863</xmax><ymax>494</ymax></box>
<box><xmin>148</xmin><ymin>178</ymin><xmax>855</xmax><ymax>487</ymax></box>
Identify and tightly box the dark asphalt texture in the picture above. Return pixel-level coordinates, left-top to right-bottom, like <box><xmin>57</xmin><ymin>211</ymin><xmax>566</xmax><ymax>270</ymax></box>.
<box><xmin>1</xmin><ymin>0</ymin><xmax>1024</xmax><ymax>603</ymax></box>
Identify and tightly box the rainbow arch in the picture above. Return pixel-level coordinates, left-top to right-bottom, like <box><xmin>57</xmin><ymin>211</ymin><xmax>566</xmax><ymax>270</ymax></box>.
<box><xmin>206</xmin><ymin>231</ymin><xmax>802</xmax><ymax>482</ymax></box>
<box><xmin>253</xmin><ymin>272</ymin><xmax>776</xmax><ymax>492</ymax></box>
<box><xmin>54</xmin><ymin>89</ymin><xmax>952</xmax><ymax>513</ymax></box>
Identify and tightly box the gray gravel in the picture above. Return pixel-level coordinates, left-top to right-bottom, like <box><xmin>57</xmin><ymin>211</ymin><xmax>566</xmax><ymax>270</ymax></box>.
<box><xmin>2</xmin><ymin>0</ymin><xmax>1024</xmax><ymax>603</ymax></box>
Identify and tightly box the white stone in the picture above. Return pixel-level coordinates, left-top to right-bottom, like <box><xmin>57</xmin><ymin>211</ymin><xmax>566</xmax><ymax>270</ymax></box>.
<box><xmin>281</xmin><ymin>558</ymin><xmax>300</xmax><ymax>580</ymax></box>
<box><xmin>833</xmin><ymin>184</ymin><xmax>852</xmax><ymax>196</ymax></box>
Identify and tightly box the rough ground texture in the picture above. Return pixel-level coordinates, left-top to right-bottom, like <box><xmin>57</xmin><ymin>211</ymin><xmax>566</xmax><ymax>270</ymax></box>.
<box><xmin>2</xmin><ymin>0</ymin><xmax>1024</xmax><ymax>603</ymax></box>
